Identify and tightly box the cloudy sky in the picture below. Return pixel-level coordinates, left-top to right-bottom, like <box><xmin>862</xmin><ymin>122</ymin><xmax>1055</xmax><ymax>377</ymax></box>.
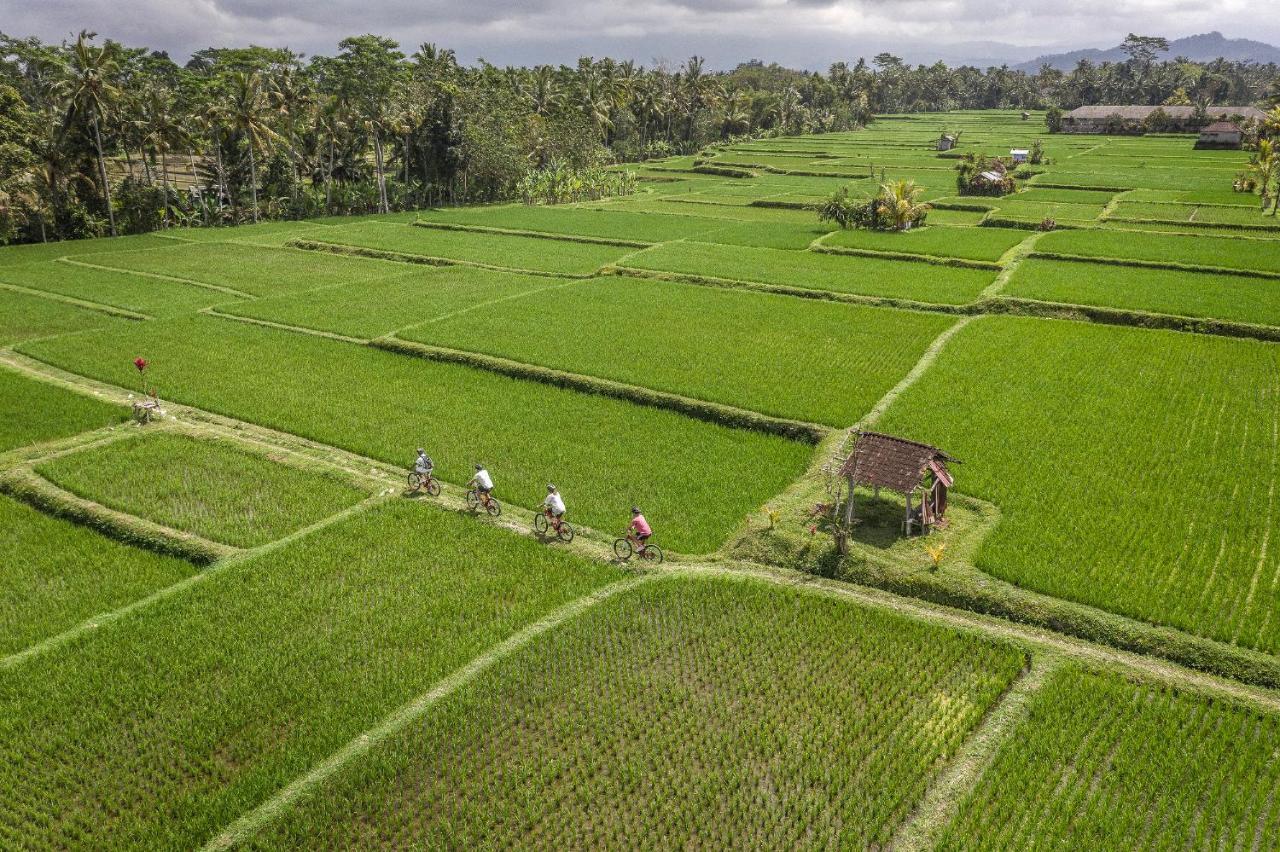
<box><xmin>2</xmin><ymin>0</ymin><xmax>1272</xmax><ymax>69</ymax></box>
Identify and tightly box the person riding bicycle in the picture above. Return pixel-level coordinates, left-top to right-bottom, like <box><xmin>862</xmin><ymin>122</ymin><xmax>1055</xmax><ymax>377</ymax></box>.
<box><xmin>628</xmin><ymin>507</ymin><xmax>652</xmax><ymax>549</ymax></box>
<box><xmin>470</xmin><ymin>463</ymin><xmax>494</xmax><ymax>499</ymax></box>
<box><xmin>544</xmin><ymin>484</ymin><xmax>567</xmax><ymax>524</ymax></box>
<box><xmin>413</xmin><ymin>448</ymin><xmax>434</xmax><ymax>476</ymax></box>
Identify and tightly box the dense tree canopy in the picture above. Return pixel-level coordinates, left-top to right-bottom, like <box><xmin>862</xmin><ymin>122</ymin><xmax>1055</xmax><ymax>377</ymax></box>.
<box><xmin>0</xmin><ymin>29</ymin><xmax>1275</xmax><ymax>244</ymax></box>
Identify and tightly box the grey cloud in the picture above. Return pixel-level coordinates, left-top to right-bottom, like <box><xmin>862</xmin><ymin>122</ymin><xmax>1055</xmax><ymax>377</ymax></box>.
<box><xmin>1</xmin><ymin>0</ymin><xmax>1273</xmax><ymax>69</ymax></box>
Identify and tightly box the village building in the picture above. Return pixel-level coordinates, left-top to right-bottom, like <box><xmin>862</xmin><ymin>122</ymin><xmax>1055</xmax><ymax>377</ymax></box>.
<box><xmin>1196</xmin><ymin>121</ymin><xmax>1244</xmax><ymax>149</ymax></box>
<box><xmin>838</xmin><ymin>431</ymin><xmax>957</xmax><ymax>543</ymax></box>
<box><xmin>937</xmin><ymin>133</ymin><xmax>956</xmax><ymax>152</ymax></box>
<box><xmin>1059</xmin><ymin>105</ymin><xmax>1265</xmax><ymax>134</ymax></box>
<box><xmin>1010</xmin><ymin>148</ymin><xmax>1029</xmax><ymax>163</ymax></box>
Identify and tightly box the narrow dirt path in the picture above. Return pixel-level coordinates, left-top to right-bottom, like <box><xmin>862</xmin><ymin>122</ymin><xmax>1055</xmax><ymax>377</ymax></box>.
<box><xmin>201</xmin><ymin>573</ymin><xmax>654</xmax><ymax>851</ymax></box>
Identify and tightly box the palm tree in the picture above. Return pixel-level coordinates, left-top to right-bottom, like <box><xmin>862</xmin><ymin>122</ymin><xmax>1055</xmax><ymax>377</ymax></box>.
<box><xmin>58</xmin><ymin>32</ymin><xmax>122</xmax><ymax>236</ymax></box>
<box><xmin>223</xmin><ymin>71</ymin><xmax>280</xmax><ymax>223</ymax></box>
<box><xmin>314</xmin><ymin>95</ymin><xmax>348</xmax><ymax>212</ymax></box>
<box><xmin>875</xmin><ymin>179</ymin><xmax>931</xmax><ymax>230</ymax></box>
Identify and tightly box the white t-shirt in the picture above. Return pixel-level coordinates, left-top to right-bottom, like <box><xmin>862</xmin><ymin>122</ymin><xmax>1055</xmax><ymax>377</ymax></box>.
<box><xmin>414</xmin><ymin>456</ymin><xmax>432</xmax><ymax>473</ymax></box>
<box><xmin>545</xmin><ymin>492</ymin><xmax>566</xmax><ymax>514</ymax></box>
<box><xmin>474</xmin><ymin>469</ymin><xmax>494</xmax><ymax>489</ymax></box>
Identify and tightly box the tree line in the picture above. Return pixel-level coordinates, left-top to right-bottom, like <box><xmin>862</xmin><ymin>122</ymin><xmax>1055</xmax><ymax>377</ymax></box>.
<box><xmin>0</xmin><ymin>30</ymin><xmax>1277</xmax><ymax>244</ymax></box>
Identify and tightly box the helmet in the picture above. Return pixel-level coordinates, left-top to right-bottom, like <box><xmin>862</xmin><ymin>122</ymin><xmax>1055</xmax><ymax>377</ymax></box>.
<box><xmin>417</xmin><ymin>448</ymin><xmax>425</xmax><ymax>454</ymax></box>
<box><xmin>474</xmin><ymin>463</ymin><xmax>483</xmax><ymax>470</ymax></box>
<box><xmin>631</xmin><ymin>506</ymin><xmax>641</xmax><ymax>514</ymax></box>
<box><xmin>547</xmin><ymin>483</ymin><xmax>557</xmax><ymax>492</ymax></box>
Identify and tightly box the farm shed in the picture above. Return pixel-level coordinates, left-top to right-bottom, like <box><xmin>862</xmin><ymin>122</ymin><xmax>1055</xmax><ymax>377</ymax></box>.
<box><xmin>838</xmin><ymin>431</ymin><xmax>957</xmax><ymax>542</ymax></box>
<box><xmin>1060</xmin><ymin>105</ymin><xmax>1265</xmax><ymax>134</ymax></box>
<box><xmin>937</xmin><ymin>134</ymin><xmax>956</xmax><ymax>152</ymax></box>
<box><xmin>1010</xmin><ymin>149</ymin><xmax>1029</xmax><ymax>163</ymax></box>
<box><xmin>1196</xmin><ymin>121</ymin><xmax>1244</xmax><ymax>150</ymax></box>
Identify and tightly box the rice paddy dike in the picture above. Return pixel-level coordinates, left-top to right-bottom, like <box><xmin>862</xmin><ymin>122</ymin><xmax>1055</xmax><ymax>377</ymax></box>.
<box><xmin>3</xmin><ymin>110</ymin><xmax>1280</xmax><ymax>849</ymax></box>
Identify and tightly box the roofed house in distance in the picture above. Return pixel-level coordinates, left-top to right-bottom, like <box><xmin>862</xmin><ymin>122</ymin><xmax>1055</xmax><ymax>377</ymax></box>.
<box><xmin>1059</xmin><ymin>105</ymin><xmax>1266</xmax><ymax>134</ymax></box>
<box><xmin>838</xmin><ymin>431</ymin><xmax>957</xmax><ymax>542</ymax></box>
<box><xmin>1196</xmin><ymin>121</ymin><xmax>1245</xmax><ymax>149</ymax></box>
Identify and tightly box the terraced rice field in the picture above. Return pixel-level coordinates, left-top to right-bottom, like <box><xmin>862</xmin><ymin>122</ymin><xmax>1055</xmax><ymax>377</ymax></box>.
<box><xmin>4</xmin><ymin>110</ymin><xmax>1280</xmax><ymax>848</ymax></box>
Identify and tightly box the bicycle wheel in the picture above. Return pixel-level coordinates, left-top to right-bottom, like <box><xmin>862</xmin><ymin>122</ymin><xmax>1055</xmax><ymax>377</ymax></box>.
<box><xmin>407</xmin><ymin>471</ymin><xmax>423</xmax><ymax>492</ymax></box>
<box><xmin>425</xmin><ymin>477</ymin><xmax>441</xmax><ymax>497</ymax></box>
<box><xmin>613</xmin><ymin>538</ymin><xmax>633</xmax><ymax>560</ymax></box>
<box><xmin>465</xmin><ymin>489</ymin><xmax>480</xmax><ymax>510</ymax></box>
<box><xmin>533</xmin><ymin>513</ymin><xmax>549</xmax><ymax>534</ymax></box>
<box><xmin>487</xmin><ymin>498</ymin><xmax>502</xmax><ymax>517</ymax></box>
<box><xmin>640</xmin><ymin>544</ymin><xmax>664</xmax><ymax>564</ymax></box>
<box><xmin>557</xmin><ymin>522</ymin><xmax>575</xmax><ymax>543</ymax></box>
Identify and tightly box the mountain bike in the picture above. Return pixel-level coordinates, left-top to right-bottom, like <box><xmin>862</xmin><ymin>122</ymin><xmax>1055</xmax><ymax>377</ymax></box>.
<box><xmin>466</xmin><ymin>488</ymin><xmax>502</xmax><ymax>516</ymax></box>
<box><xmin>407</xmin><ymin>469</ymin><xmax>441</xmax><ymax>496</ymax></box>
<box><xmin>533</xmin><ymin>509</ymin><xmax>575</xmax><ymax>542</ymax></box>
<box><xmin>613</xmin><ymin>532</ymin><xmax>663</xmax><ymax>563</ymax></box>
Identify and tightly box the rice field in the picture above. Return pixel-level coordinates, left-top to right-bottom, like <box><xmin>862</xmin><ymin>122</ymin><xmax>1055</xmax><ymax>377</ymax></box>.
<box><xmin>398</xmin><ymin>275</ymin><xmax>955</xmax><ymax>425</ymax></box>
<box><xmin>0</xmin><ymin>367</ymin><xmax>124</xmax><ymax>453</ymax></box>
<box><xmin>244</xmin><ymin>575</ymin><xmax>1025</xmax><ymax>849</ymax></box>
<box><xmin>0</xmin><ymin>493</ymin><xmax>195</xmax><ymax>655</ymax></box>
<box><xmin>18</xmin><ymin>314</ymin><xmax>812</xmax><ymax>553</ymax></box>
<box><xmin>35</xmin><ymin>432</ymin><xmax>370</xmax><ymax>547</ymax></box>
<box><xmin>877</xmin><ymin>315</ymin><xmax>1280</xmax><ymax>653</ymax></box>
<box><xmin>937</xmin><ymin>664</ymin><xmax>1280</xmax><ymax>849</ymax></box>
<box><xmin>3</xmin><ymin>110</ymin><xmax>1279</xmax><ymax>846</ymax></box>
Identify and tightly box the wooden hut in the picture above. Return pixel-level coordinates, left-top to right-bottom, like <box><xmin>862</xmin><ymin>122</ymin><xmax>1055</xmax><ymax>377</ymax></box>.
<box><xmin>838</xmin><ymin>431</ymin><xmax>957</xmax><ymax>540</ymax></box>
<box><xmin>937</xmin><ymin>133</ymin><xmax>956</xmax><ymax>152</ymax></box>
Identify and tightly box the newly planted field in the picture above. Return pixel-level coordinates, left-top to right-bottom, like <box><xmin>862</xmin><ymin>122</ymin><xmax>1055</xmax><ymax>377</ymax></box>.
<box><xmin>0</xmin><ymin>260</ymin><xmax>237</xmax><ymax>316</ymax></box>
<box><xmin>0</xmin><ymin>493</ymin><xmax>195</xmax><ymax>656</ymax></box>
<box><xmin>0</xmin><ymin>368</ymin><xmax>124</xmax><ymax>453</ymax></box>
<box><xmin>76</xmin><ymin>242</ymin><xmax>415</xmax><ymax>297</ymax></box>
<box><xmin>619</xmin><ymin>241</ymin><xmax>996</xmax><ymax>304</ymax></box>
<box><xmin>0</xmin><ymin>287</ymin><xmax>117</xmax><ymax>345</ymax></box>
<box><xmin>246</xmin><ymin>575</ymin><xmax>1025</xmax><ymax>849</ymax></box>
<box><xmin>823</xmin><ymin>224</ymin><xmax>1027</xmax><ymax>262</ymax></box>
<box><xmin>218</xmin><ymin>265</ymin><xmax>557</xmax><ymax>340</ymax></box>
<box><xmin>937</xmin><ymin>665</ymin><xmax>1280</xmax><ymax>848</ymax></box>
<box><xmin>19</xmin><ymin>315</ymin><xmax>811</xmax><ymax>552</ymax></box>
<box><xmin>0</xmin><ymin>502</ymin><xmax>623</xmax><ymax>849</ymax></box>
<box><xmin>1035</xmin><ymin>228</ymin><xmax>1280</xmax><ymax>274</ymax></box>
<box><xmin>35</xmin><ymin>432</ymin><xmax>369</xmax><ymax>547</ymax></box>
<box><xmin>399</xmin><ymin>276</ymin><xmax>954</xmax><ymax>425</ymax></box>
<box><xmin>1005</xmin><ymin>258</ymin><xmax>1280</xmax><ymax>328</ymax></box>
<box><xmin>301</xmin><ymin>222</ymin><xmax>629</xmax><ymax>275</ymax></box>
<box><xmin>877</xmin><ymin>316</ymin><xmax>1280</xmax><ymax>653</ymax></box>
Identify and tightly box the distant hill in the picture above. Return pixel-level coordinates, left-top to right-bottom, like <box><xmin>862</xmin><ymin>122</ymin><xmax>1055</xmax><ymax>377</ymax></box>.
<box><xmin>1014</xmin><ymin>32</ymin><xmax>1280</xmax><ymax>72</ymax></box>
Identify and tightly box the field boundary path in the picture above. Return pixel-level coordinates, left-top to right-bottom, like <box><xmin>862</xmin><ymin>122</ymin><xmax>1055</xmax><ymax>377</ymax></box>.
<box><xmin>202</xmin><ymin>573</ymin><xmax>655</xmax><ymax>851</ymax></box>
<box><xmin>886</xmin><ymin>655</ymin><xmax>1063</xmax><ymax>851</ymax></box>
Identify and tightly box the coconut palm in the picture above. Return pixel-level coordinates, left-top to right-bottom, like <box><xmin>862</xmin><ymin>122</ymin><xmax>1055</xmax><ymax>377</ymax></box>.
<box><xmin>875</xmin><ymin>179</ymin><xmax>931</xmax><ymax>230</ymax></box>
<box><xmin>57</xmin><ymin>31</ymin><xmax>122</xmax><ymax>236</ymax></box>
<box><xmin>223</xmin><ymin>70</ymin><xmax>281</xmax><ymax>222</ymax></box>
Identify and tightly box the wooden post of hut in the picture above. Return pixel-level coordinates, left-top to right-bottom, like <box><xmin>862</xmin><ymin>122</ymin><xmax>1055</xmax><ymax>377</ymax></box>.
<box><xmin>837</xmin><ymin>431</ymin><xmax>958</xmax><ymax>542</ymax></box>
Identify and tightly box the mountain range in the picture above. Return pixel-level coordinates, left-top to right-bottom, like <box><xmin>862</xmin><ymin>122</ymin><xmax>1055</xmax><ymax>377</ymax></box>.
<box><xmin>1011</xmin><ymin>32</ymin><xmax>1280</xmax><ymax>73</ymax></box>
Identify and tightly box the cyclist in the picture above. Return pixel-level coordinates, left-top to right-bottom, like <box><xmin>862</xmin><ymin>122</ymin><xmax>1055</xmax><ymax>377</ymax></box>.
<box><xmin>470</xmin><ymin>463</ymin><xmax>495</xmax><ymax>505</ymax></box>
<box><xmin>628</xmin><ymin>507</ymin><xmax>652</xmax><ymax>551</ymax></box>
<box><xmin>543</xmin><ymin>484</ymin><xmax>567</xmax><ymax>529</ymax></box>
<box><xmin>413</xmin><ymin>448</ymin><xmax>434</xmax><ymax>477</ymax></box>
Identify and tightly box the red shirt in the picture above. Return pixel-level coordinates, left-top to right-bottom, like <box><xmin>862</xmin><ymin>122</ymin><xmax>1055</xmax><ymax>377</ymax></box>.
<box><xmin>630</xmin><ymin>515</ymin><xmax>651</xmax><ymax>537</ymax></box>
